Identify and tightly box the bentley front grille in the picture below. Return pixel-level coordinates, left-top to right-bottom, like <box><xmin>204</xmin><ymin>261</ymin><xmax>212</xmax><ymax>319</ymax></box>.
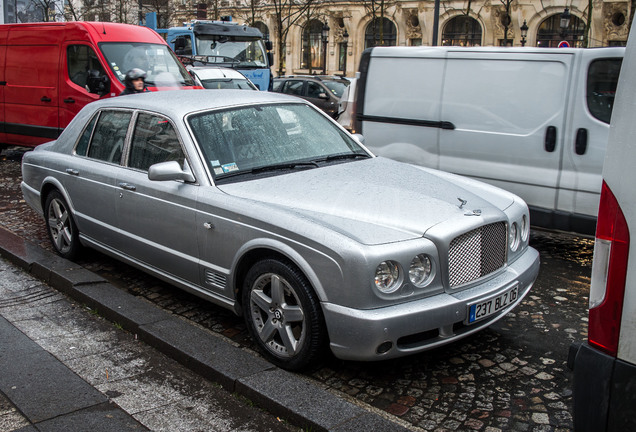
<box><xmin>448</xmin><ymin>222</ymin><xmax>507</xmax><ymax>288</ymax></box>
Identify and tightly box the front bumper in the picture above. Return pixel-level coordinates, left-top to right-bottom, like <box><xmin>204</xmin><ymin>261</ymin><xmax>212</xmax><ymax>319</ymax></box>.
<box><xmin>323</xmin><ymin>246</ymin><xmax>540</xmax><ymax>361</ymax></box>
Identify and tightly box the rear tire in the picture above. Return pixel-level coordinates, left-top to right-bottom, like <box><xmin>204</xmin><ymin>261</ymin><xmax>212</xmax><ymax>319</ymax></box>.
<box><xmin>242</xmin><ymin>258</ymin><xmax>326</xmax><ymax>371</ymax></box>
<box><xmin>44</xmin><ymin>190</ymin><xmax>81</xmax><ymax>260</ymax></box>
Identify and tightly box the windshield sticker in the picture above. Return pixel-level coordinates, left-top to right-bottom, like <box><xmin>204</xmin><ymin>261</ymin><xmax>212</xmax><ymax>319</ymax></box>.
<box><xmin>211</xmin><ymin>160</ymin><xmax>220</xmax><ymax>167</ymax></box>
<box><xmin>222</xmin><ymin>162</ymin><xmax>239</xmax><ymax>173</ymax></box>
<box><xmin>213</xmin><ymin>167</ymin><xmax>224</xmax><ymax>175</ymax></box>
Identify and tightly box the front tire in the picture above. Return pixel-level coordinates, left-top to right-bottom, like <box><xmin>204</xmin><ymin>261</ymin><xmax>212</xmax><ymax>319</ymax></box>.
<box><xmin>242</xmin><ymin>259</ymin><xmax>326</xmax><ymax>371</ymax></box>
<box><xmin>44</xmin><ymin>190</ymin><xmax>80</xmax><ymax>260</ymax></box>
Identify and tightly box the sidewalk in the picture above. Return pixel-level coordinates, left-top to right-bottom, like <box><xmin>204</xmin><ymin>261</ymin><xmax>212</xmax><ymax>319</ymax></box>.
<box><xmin>0</xmin><ymin>226</ymin><xmax>410</xmax><ymax>432</ymax></box>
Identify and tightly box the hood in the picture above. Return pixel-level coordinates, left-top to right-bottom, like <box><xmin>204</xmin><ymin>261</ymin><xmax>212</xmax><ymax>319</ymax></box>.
<box><xmin>218</xmin><ymin>157</ymin><xmax>515</xmax><ymax>245</ymax></box>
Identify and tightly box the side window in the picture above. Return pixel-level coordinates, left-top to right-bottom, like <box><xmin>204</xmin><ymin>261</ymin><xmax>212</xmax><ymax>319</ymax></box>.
<box><xmin>75</xmin><ymin>113</ymin><xmax>99</xmax><ymax>156</ymax></box>
<box><xmin>306</xmin><ymin>82</ymin><xmax>323</xmax><ymax>98</ymax></box>
<box><xmin>282</xmin><ymin>80</ymin><xmax>304</xmax><ymax>96</ymax></box>
<box><xmin>587</xmin><ymin>58</ymin><xmax>622</xmax><ymax>124</ymax></box>
<box><xmin>87</xmin><ymin>110</ymin><xmax>132</xmax><ymax>164</ymax></box>
<box><xmin>129</xmin><ymin>113</ymin><xmax>185</xmax><ymax>171</ymax></box>
<box><xmin>174</xmin><ymin>35</ymin><xmax>193</xmax><ymax>56</ymax></box>
<box><xmin>67</xmin><ymin>45</ymin><xmax>106</xmax><ymax>89</ymax></box>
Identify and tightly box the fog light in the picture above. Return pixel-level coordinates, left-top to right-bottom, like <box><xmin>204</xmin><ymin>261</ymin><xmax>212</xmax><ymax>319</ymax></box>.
<box><xmin>376</xmin><ymin>341</ymin><xmax>393</xmax><ymax>354</ymax></box>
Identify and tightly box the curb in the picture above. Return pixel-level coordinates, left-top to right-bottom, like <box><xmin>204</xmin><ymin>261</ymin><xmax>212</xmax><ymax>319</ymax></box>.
<box><xmin>0</xmin><ymin>226</ymin><xmax>410</xmax><ymax>432</ymax></box>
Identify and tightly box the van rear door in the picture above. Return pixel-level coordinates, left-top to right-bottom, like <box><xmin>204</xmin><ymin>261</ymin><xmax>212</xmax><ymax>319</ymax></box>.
<box><xmin>0</xmin><ymin>32</ymin><xmax>7</xmax><ymax>144</ymax></box>
<box><xmin>558</xmin><ymin>48</ymin><xmax>623</xmax><ymax>231</ymax></box>
<box><xmin>438</xmin><ymin>51</ymin><xmax>573</xmax><ymax>223</ymax></box>
<box><xmin>4</xmin><ymin>25</ymin><xmax>61</xmax><ymax>147</ymax></box>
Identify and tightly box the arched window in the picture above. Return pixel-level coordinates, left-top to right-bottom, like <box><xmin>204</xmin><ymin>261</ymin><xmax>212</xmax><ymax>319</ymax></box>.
<box><xmin>254</xmin><ymin>21</ymin><xmax>269</xmax><ymax>42</ymax></box>
<box><xmin>442</xmin><ymin>16</ymin><xmax>482</xmax><ymax>46</ymax></box>
<box><xmin>364</xmin><ymin>17</ymin><xmax>397</xmax><ymax>49</ymax></box>
<box><xmin>536</xmin><ymin>13</ymin><xmax>586</xmax><ymax>47</ymax></box>
<box><xmin>301</xmin><ymin>20</ymin><xmax>325</xmax><ymax>70</ymax></box>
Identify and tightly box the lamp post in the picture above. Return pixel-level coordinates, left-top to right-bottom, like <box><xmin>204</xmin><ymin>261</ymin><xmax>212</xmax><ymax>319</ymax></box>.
<box><xmin>520</xmin><ymin>20</ymin><xmax>529</xmax><ymax>46</ymax></box>
<box><xmin>560</xmin><ymin>7</ymin><xmax>571</xmax><ymax>40</ymax></box>
<box><xmin>342</xmin><ymin>29</ymin><xmax>349</xmax><ymax>77</ymax></box>
<box><xmin>322</xmin><ymin>23</ymin><xmax>330</xmax><ymax>75</ymax></box>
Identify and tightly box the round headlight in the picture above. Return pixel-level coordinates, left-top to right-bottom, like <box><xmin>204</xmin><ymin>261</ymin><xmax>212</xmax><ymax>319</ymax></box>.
<box><xmin>375</xmin><ymin>261</ymin><xmax>401</xmax><ymax>293</ymax></box>
<box><xmin>509</xmin><ymin>222</ymin><xmax>520</xmax><ymax>252</ymax></box>
<box><xmin>521</xmin><ymin>215</ymin><xmax>529</xmax><ymax>241</ymax></box>
<box><xmin>409</xmin><ymin>254</ymin><xmax>433</xmax><ymax>287</ymax></box>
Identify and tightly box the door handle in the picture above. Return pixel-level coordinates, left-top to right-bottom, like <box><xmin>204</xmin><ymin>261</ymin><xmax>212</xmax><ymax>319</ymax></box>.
<box><xmin>118</xmin><ymin>182</ymin><xmax>137</xmax><ymax>191</ymax></box>
<box><xmin>65</xmin><ymin>168</ymin><xmax>79</xmax><ymax>176</ymax></box>
<box><xmin>63</xmin><ymin>98</ymin><xmax>75</xmax><ymax>104</ymax></box>
<box><xmin>544</xmin><ymin>126</ymin><xmax>557</xmax><ymax>152</ymax></box>
<box><xmin>41</xmin><ymin>96</ymin><xmax>52</xmax><ymax>103</ymax></box>
<box><xmin>575</xmin><ymin>128</ymin><xmax>588</xmax><ymax>155</ymax></box>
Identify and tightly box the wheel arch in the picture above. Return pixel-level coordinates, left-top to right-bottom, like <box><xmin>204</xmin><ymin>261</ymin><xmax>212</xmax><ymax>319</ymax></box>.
<box><xmin>39</xmin><ymin>177</ymin><xmax>76</xmax><ymax>216</ymax></box>
<box><xmin>230</xmin><ymin>239</ymin><xmax>332</xmax><ymax>315</ymax></box>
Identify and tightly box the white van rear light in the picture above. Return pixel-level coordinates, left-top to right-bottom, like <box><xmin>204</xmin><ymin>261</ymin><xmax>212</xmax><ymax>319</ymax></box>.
<box><xmin>588</xmin><ymin>181</ymin><xmax>630</xmax><ymax>356</ymax></box>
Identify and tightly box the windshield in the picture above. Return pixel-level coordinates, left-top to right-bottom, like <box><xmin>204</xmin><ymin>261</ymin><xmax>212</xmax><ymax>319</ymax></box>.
<box><xmin>195</xmin><ymin>37</ymin><xmax>267</xmax><ymax>68</ymax></box>
<box><xmin>323</xmin><ymin>81</ymin><xmax>348</xmax><ymax>98</ymax></box>
<box><xmin>188</xmin><ymin>103</ymin><xmax>367</xmax><ymax>181</ymax></box>
<box><xmin>200</xmin><ymin>79</ymin><xmax>257</xmax><ymax>90</ymax></box>
<box><xmin>100</xmin><ymin>42</ymin><xmax>195</xmax><ymax>87</ymax></box>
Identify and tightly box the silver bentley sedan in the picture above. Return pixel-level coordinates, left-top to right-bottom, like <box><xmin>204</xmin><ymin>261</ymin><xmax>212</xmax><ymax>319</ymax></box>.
<box><xmin>21</xmin><ymin>90</ymin><xmax>539</xmax><ymax>371</ymax></box>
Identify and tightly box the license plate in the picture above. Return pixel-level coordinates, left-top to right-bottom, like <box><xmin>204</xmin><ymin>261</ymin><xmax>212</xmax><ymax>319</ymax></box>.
<box><xmin>468</xmin><ymin>284</ymin><xmax>519</xmax><ymax>324</ymax></box>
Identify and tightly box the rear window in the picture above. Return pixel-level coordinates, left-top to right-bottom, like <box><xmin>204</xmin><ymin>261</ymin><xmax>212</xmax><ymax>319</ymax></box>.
<box><xmin>587</xmin><ymin>58</ymin><xmax>622</xmax><ymax>124</ymax></box>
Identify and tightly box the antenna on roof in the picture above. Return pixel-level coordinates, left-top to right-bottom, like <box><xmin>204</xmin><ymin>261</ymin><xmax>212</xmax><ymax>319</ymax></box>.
<box><xmin>102</xmin><ymin>22</ymin><xmax>106</xmax><ymax>34</ymax></box>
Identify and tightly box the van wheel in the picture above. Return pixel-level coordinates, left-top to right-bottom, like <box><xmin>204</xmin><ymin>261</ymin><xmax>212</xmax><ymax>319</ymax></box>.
<box><xmin>242</xmin><ymin>259</ymin><xmax>326</xmax><ymax>371</ymax></box>
<box><xmin>44</xmin><ymin>191</ymin><xmax>81</xmax><ymax>260</ymax></box>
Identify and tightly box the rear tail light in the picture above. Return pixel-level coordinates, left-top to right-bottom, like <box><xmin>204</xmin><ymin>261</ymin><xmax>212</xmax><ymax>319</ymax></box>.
<box><xmin>588</xmin><ymin>181</ymin><xmax>630</xmax><ymax>356</ymax></box>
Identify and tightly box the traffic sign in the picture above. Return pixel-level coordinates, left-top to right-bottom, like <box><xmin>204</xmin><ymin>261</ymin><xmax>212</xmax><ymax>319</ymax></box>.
<box><xmin>558</xmin><ymin>40</ymin><xmax>570</xmax><ymax>48</ymax></box>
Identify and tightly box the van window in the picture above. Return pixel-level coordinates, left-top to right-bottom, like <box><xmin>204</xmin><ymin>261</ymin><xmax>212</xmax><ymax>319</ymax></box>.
<box><xmin>587</xmin><ymin>58</ymin><xmax>622</xmax><ymax>124</ymax></box>
<box><xmin>442</xmin><ymin>59</ymin><xmax>567</xmax><ymax>134</ymax></box>
<box><xmin>129</xmin><ymin>113</ymin><xmax>185</xmax><ymax>171</ymax></box>
<box><xmin>86</xmin><ymin>110</ymin><xmax>133</xmax><ymax>164</ymax></box>
<box><xmin>67</xmin><ymin>45</ymin><xmax>106</xmax><ymax>89</ymax></box>
<box><xmin>99</xmin><ymin>42</ymin><xmax>195</xmax><ymax>88</ymax></box>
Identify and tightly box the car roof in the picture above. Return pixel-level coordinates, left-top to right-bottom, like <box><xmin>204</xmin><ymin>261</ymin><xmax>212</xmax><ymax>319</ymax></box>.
<box><xmin>274</xmin><ymin>75</ymin><xmax>349</xmax><ymax>83</ymax></box>
<box><xmin>188</xmin><ymin>67</ymin><xmax>249</xmax><ymax>80</ymax></box>
<box><xmin>88</xmin><ymin>89</ymin><xmax>303</xmax><ymax>117</ymax></box>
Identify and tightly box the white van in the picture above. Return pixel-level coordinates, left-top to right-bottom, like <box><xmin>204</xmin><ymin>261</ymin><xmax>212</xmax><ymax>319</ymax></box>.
<box><xmin>354</xmin><ymin>47</ymin><xmax>624</xmax><ymax>235</ymax></box>
<box><xmin>567</xmin><ymin>28</ymin><xmax>636</xmax><ymax>430</ymax></box>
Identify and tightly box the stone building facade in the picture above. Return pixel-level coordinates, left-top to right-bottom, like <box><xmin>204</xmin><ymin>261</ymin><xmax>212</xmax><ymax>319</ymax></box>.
<box><xmin>174</xmin><ymin>0</ymin><xmax>631</xmax><ymax>77</ymax></box>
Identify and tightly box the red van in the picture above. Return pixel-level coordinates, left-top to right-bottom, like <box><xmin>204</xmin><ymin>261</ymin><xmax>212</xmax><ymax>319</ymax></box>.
<box><xmin>0</xmin><ymin>21</ymin><xmax>200</xmax><ymax>148</ymax></box>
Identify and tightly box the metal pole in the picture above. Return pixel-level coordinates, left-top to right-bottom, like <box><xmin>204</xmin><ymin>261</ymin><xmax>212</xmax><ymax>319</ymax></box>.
<box><xmin>432</xmin><ymin>0</ymin><xmax>440</xmax><ymax>46</ymax></box>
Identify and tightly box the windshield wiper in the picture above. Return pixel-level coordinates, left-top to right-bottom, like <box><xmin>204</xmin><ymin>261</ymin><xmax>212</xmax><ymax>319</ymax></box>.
<box><xmin>251</xmin><ymin>161</ymin><xmax>319</xmax><ymax>173</ymax></box>
<box><xmin>320</xmin><ymin>153</ymin><xmax>371</xmax><ymax>163</ymax></box>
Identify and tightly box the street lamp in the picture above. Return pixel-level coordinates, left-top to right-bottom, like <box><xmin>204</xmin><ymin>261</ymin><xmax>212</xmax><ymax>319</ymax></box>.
<box><xmin>322</xmin><ymin>23</ymin><xmax>330</xmax><ymax>75</ymax></box>
<box><xmin>520</xmin><ymin>20</ymin><xmax>529</xmax><ymax>47</ymax></box>
<box><xmin>342</xmin><ymin>29</ymin><xmax>349</xmax><ymax>77</ymax></box>
<box><xmin>560</xmin><ymin>7</ymin><xmax>571</xmax><ymax>39</ymax></box>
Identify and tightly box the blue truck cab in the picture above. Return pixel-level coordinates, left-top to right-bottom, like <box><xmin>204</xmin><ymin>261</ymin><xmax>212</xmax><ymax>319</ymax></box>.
<box><xmin>145</xmin><ymin>13</ymin><xmax>273</xmax><ymax>91</ymax></box>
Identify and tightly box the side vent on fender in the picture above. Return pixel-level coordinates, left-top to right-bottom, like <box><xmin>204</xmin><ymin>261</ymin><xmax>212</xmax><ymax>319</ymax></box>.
<box><xmin>204</xmin><ymin>269</ymin><xmax>227</xmax><ymax>290</ymax></box>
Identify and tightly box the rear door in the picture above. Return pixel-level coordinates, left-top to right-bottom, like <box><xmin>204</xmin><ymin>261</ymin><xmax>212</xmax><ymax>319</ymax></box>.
<box><xmin>558</xmin><ymin>49</ymin><xmax>623</xmax><ymax>223</ymax></box>
<box><xmin>4</xmin><ymin>25</ymin><xmax>61</xmax><ymax>146</ymax></box>
<box><xmin>438</xmin><ymin>51</ymin><xmax>573</xmax><ymax>217</ymax></box>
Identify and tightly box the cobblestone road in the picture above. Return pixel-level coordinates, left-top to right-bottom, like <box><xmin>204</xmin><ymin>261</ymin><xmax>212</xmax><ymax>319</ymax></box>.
<box><xmin>1</xmin><ymin>147</ymin><xmax>593</xmax><ymax>431</ymax></box>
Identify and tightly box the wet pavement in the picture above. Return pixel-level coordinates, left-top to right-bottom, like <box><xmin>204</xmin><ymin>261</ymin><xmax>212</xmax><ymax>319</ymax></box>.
<box><xmin>0</xmin><ymin>147</ymin><xmax>594</xmax><ymax>431</ymax></box>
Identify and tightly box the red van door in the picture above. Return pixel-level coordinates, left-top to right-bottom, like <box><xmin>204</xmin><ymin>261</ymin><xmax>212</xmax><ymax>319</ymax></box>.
<box><xmin>59</xmin><ymin>43</ymin><xmax>107</xmax><ymax>129</ymax></box>
<box><xmin>0</xmin><ymin>43</ymin><xmax>6</xmax><ymax>144</ymax></box>
<box><xmin>4</xmin><ymin>26</ymin><xmax>61</xmax><ymax>147</ymax></box>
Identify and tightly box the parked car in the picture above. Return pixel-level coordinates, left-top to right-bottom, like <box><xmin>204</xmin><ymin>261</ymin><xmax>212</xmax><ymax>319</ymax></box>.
<box><xmin>272</xmin><ymin>75</ymin><xmax>349</xmax><ymax>117</ymax></box>
<box><xmin>21</xmin><ymin>90</ymin><xmax>539</xmax><ymax>371</ymax></box>
<box><xmin>354</xmin><ymin>46</ymin><xmax>624</xmax><ymax>235</ymax></box>
<box><xmin>336</xmin><ymin>76</ymin><xmax>357</xmax><ymax>132</ymax></box>
<box><xmin>567</xmin><ymin>24</ymin><xmax>636</xmax><ymax>432</ymax></box>
<box><xmin>187</xmin><ymin>66</ymin><xmax>258</xmax><ymax>90</ymax></box>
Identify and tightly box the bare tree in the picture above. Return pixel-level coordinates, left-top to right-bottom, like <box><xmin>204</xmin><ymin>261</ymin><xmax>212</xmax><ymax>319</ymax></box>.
<box><xmin>268</xmin><ymin>0</ymin><xmax>316</xmax><ymax>76</ymax></box>
<box><xmin>359</xmin><ymin>0</ymin><xmax>395</xmax><ymax>46</ymax></box>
